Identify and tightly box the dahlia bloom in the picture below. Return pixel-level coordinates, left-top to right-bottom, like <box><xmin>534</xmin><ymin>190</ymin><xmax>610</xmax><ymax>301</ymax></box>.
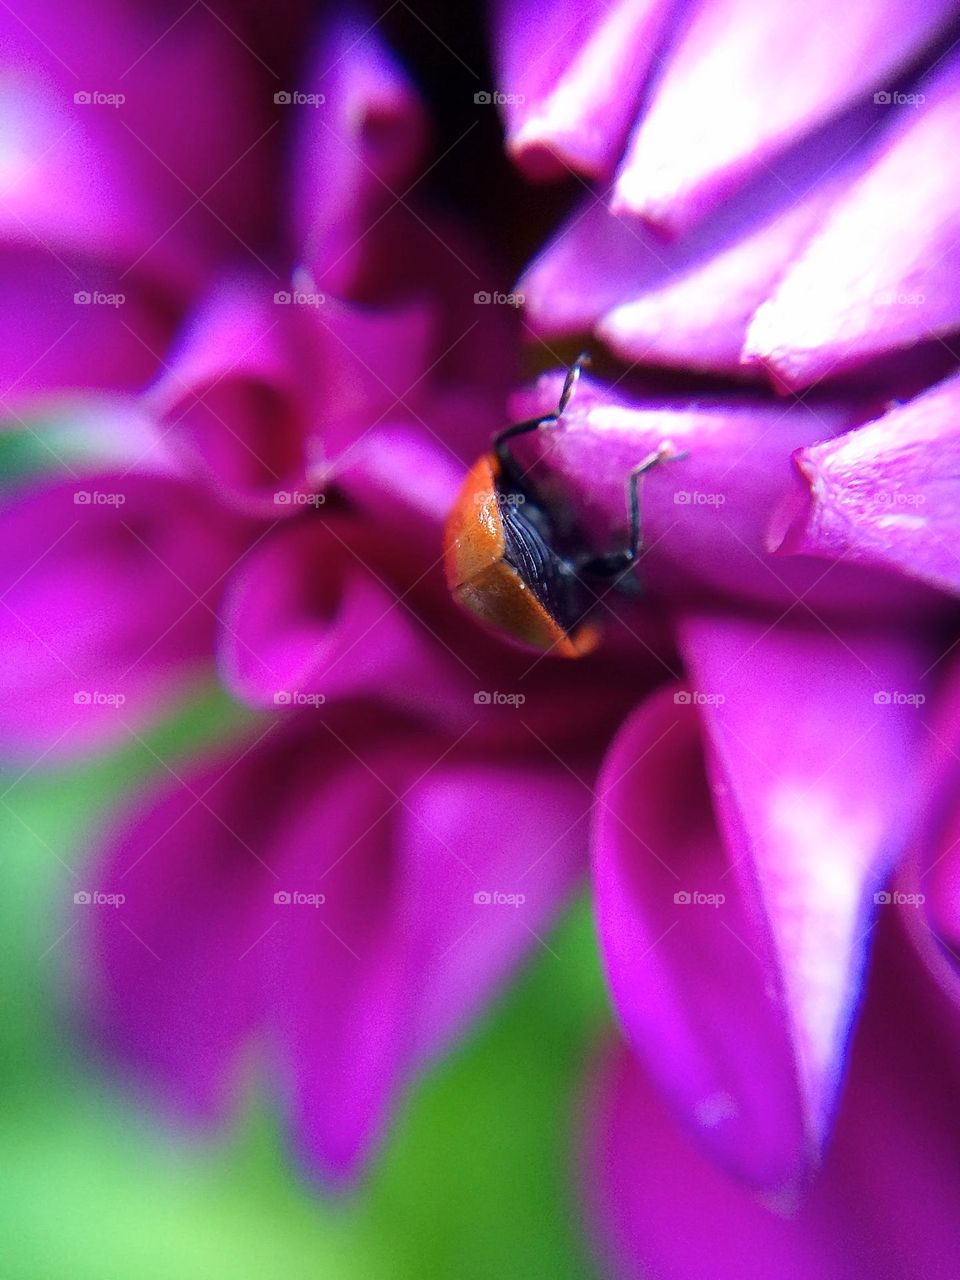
<box><xmin>495</xmin><ymin>1</ymin><xmax>960</xmax><ymax>1273</ymax></box>
<box><xmin>4</xmin><ymin>1</ymin><xmax>960</xmax><ymax>1277</ymax></box>
<box><xmin>0</xmin><ymin>2</ymin><xmax>656</xmax><ymax>1186</ymax></box>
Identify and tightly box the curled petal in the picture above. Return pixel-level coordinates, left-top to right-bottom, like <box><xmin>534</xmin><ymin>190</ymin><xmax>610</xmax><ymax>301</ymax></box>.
<box><xmin>745</xmin><ymin>51</ymin><xmax>960</xmax><ymax>391</ymax></box>
<box><xmin>496</xmin><ymin>0</ymin><xmax>678</xmax><ymax>180</ymax></box>
<box><xmin>594</xmin><ymin>686</ymin><xmax>805</xmax><ymax>1185</ymax></box>
<box><xmin>291</xmin><ymin>18</ymin><xmax>428</xmax><ymax>293</ymax></box>
<box><xmin>218</xmin><ymin>518</ymin><xmax>472</xmax><ymax>723</ymax></box>
<box><xmin>594</xmin><ymin>614</ymin><xmax>932</xmax><ymax>1184</ymax></box>
<box><xmin>521</xmin><ymin>105</ymin><xmax>883</xmax><ymax>375</ymax></box>
<box><xmin>144</xmin><ymin>275</ymin><xmax>318</xmax><ymax>516</ymax></box>
<box><xmin>772</xmin><ymin>370</ymin><xmax>960</xmax><ymax>595</ymax></box>
<box><xmin>611</xmin><ymin>0</ymin><xmax>955</xmax><ymax>234</ymax></box>
<box><xmin>586</xmin><ymin>916</ymin><xmax>960</xmax><ymax>1280</ymax></box>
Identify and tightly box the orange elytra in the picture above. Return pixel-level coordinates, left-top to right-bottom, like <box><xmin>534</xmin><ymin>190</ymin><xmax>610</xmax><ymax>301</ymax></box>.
<box><xmin>444</xmin><ymin>354</ymin><xmax>686</xmax><ymax>658</ymax></box>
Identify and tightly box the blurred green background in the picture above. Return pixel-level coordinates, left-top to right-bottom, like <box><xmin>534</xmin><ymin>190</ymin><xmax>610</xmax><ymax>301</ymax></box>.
<box><xmin>0</xmin><ymin>684</ymin><xmax>610</xmax><ymax>1279</ymax></box>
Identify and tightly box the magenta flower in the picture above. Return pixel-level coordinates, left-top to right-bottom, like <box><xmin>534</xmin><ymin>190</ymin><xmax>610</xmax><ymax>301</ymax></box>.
<box><xmin>0</xmin><ymin>3</ymin><xmax>656</xmax><ymax>1188</ymax></box>
<box><xmin>5</xmin><ymin>0</ymin><xmax>960</xmax><ymax>1274</ymax></box>
<box><xmin>491</xmin><ymin>2</ymin><xmax>960</xmax><ymax>1274</ymax></box>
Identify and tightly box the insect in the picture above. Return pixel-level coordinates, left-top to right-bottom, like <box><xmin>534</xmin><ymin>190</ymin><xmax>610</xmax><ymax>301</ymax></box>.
<box><xmin>443</xmin><ymin>353</ymin><xmax>686</xmax><ymax>657</ymax></box>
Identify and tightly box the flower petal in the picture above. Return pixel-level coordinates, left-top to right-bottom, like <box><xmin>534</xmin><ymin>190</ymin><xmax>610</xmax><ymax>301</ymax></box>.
<box><xmin>744</xmin><ymin>51</ymin><xmax>960</xmax><ymax>391</ymax></box>
<box><xmin>896</xmin><ymin>657</ymin><xmax>960</xmax><ymax>1008</ymax></box>
<box><xmin>144</xmin><ymin>275</ymin><xmax>319</xmax><ymax>516</ymax></box>
<box><xmin>521</xmin><ymin>105</ymin><xmax>884</xmax><ymax>374</ymax></box>
<box><xmin>290</xmin><ymin>17</ymin><xmax>428</xmax><ymax>294</ymax></box>
<box><xmin>271</xmin><ymin>747</ymin><xmax>589</xmax><ymax>1177</ymax></box>
<box><xmin>586</xmin><ymin>916</ymin><xmax>960</xmax><ymax>1280</ymax></box>
<box><xmin>506</xmin><ymin>371</ymin><xmax>932</xmax><ymax>614</ymax></box>
<box><xmin>611</xmin><ymin>0</ymin><xmax>955</xmax><ymax>234</ymax></box>
<box><xmin>496</xmin><ymin>0</ymin><xmax>677</xmax><ymax>180</ymax></box>
<box><xmin>594</xmin><ymin>614</ymin><xmax>932</xmax><ymax>1184</ymax></box>
<box><xmin>84</xmin><ymin>719</ymin><xmax>588</xmax><ymax>1181</ymax></box>
<box><xmin>771</xmin><ymin>370</ymin><xmax>960</xmax><ymax>595</ymax></box>
<box><xmin>0</xmin><ymin>473</ymin><xmax>248</xmax><ymax>758</ymax></box>
<box><xmin>218</xmin><ymin>516</ymin><xmax>472</xmax><ymax>724</ymax></box>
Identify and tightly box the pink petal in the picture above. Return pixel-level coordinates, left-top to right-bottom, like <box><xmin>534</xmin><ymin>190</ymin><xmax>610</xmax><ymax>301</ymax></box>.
<box><xmin>291</xmin><ymin>18</ymin><xmax>428</xmax><ymax>294</ymax></box>
<box><xmin>143</xmin><ymin>275</ymin><xmax>319</xmax><ymax>517</ymax></box>
<box><xmin>745</xmin><ymin>51</ymin><xmax>960</xmax><ymax>391</ymax></box>
<box><xmin>0</xmin><ymin>473</ymin><xmax>249</xmax><ymax>758</ymax></box>
<box><xmin>771</xmin><ymin>370</ymin><xmax>960</xmax><ymax>596</ymax></box>
<box><xmin>0</xmin><ymin>0</ymin><xmax>268</xmax><ymax>264</ymax></box>
<box><xmin>271</xmin><ymin>747</ymin><xmax>589</xmax><ymax>1176</ymax></box>
<box><xmin>218</xmin><ymin>517</ymin><xmax>473</xmax><ymax>724</ymax></box>
<box><xmin>496</xmin><ymin>0</ymin><xmax>678</xmax><ymax>180</ymax></box>
<box><xmin>520</xmin><ymin>106</ymin><xmax>884</xmax><ymax>374</ymax></box>
<box><xmin>612</xmin><ymin>0</ymin><xmax>955</xmax><ymax>235</ymax></box>
<box><xmin>506</xmin><ymin>371</ymin><xmax>934</xmax><ymax>614</ymax></box>
<box><xmin>83</xmin><ymin>718</ymin><xmax>587</xmax><ymax>1180</ymax></box>
<box><xmin>586</xmin><ymin>917</ymin><xmax>960</xmax><ymax>1280</ymax></box>
<box><xmin>896</xmin><ymin>657</ymin><xmax>960</xmax><ymax>1009</ymax></box>
<box><xmin>593</xmin><ymin>614</ymin><xmax>931</xmax><ymax>1184</ymax></box>
<box><xmin>0</xmin><ymin>251</ymin><xmax>174</xmax><ymax>404</ymax></box>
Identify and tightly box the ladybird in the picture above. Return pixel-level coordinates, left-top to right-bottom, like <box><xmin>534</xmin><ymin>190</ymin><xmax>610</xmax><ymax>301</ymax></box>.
<box><xmin>444</xmin><ymin>354</ymin><xmax>686</xmax><ymax>657</ymax></box>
